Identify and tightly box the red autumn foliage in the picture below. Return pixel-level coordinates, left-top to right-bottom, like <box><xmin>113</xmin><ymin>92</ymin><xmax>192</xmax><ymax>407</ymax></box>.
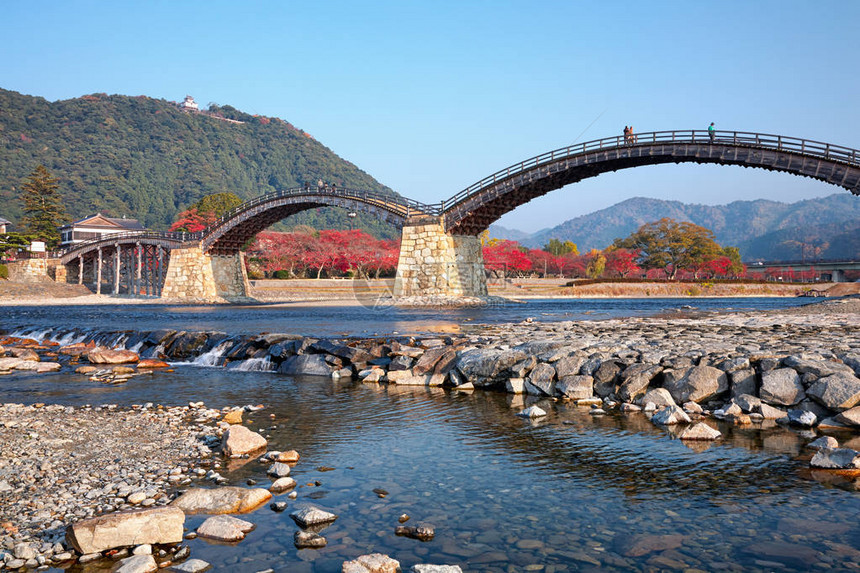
<box><xmin>483</xmin><ymin>241</ymin><xmax>533</xmax><ymax>276</ymax></box>
<box><xmin>168</xmin><ymin>208</ymin><xmax>217</xmax><ymax>233</ymax></box>
<box><xmin>247</xmin><ymin>230</ymin><xmax>400</xmax><ymax>279</ymax></box>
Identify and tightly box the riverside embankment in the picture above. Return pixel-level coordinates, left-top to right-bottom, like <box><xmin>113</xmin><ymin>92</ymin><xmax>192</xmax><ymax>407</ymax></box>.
<box><xmin>1</xmin><ymin>297</ymin><xmax>860</xmax><ymax>572</ymax></box>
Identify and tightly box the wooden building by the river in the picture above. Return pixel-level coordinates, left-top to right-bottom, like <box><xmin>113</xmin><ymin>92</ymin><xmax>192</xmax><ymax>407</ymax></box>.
<box><xmin>59</xmin><ymin>213</ymin><xmax>145</xmax><ymax>248</ymax></box>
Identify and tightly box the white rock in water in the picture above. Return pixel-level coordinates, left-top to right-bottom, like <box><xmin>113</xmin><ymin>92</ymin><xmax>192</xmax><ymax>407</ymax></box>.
<box><xmin>269</xmin><ymin>477</ymin><xmax>297</xmax><ymax>492</ymax></box>
<box><xmin>171</xmin><ymin>487</ymin><xmax>272</xmax><ymax>514</ymax></box>
<box><xmin>807</xmin><ymin>436</ymin><xmax>839</xmax><ymax>450</ymax></box>
<box><xmin>221</xmin><ymin>425</ymin><xmax>267</xmax><ymax>457</ymax></box>
<box><xmin>651</xmin><ymin>405</ymin><xmax>691</xmax><ymax>426</ymax></box>
<box><xmin>168</xmin><ymin>558</ymin><xmax>212</xmax><ymax>573</ymax></box>
<box><xmin>267</xmin><ymin>462</ymin><xmax>291</xmax><ymax>478</ymax></box>
<box><xmin>411</xmin><ymin>566</ymin><xmax>464</xmax><ymax>573</ymax></box>
<box><xmin>112</xmin><ymin>554</ymin><xmax>158</xmax><ymax>573</ymax></box>
<box><xmin>810</xmin><ymin>447</ymin><xmax>860</xmax><ymax>469</ymax></box>
<box><xmin>290</xmin><ymin>505</ymin><xmax>339</xmax><ymax>527</ymax></box>
<box><xmin>516</xmin><ymin>405</ymin><xmax>546</xmax><ymax>418</ymax></box>
<box><xmin>343</xmin><ymin>553</ymin><xmax>401</xmax><ymax>573</ymax></box>
<box><xmin>196</xmin><ymin>515</ymin><xmax>255</xmax><ymax>542</ymax></box>
<box><xmin>679</xmin><ymin>423</ymin><xmax>722</xmax><ymax>441</ymax></box>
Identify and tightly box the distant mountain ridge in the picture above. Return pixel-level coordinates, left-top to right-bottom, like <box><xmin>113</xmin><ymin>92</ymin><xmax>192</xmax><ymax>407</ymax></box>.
<box><xmin>490</xmin><ymin>194</ymin><xmax>860</xmax><ymax>260</ymax></box>
<box><xmin>0</xmin><ymin>88</ymin><xmax>400</xmax><ymax>237</ymax></box>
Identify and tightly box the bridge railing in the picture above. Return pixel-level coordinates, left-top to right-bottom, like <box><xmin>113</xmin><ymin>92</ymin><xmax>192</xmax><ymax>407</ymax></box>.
<box><xmin>440</xmin><ymin>129</ymin><xmax>860</xmax><ymax>213</ymax></box>
<box><xmin>203</xmin><ymin>187</ymin><xmax>441</xmax><ymax>236</ymax></box>
<box><xmin>57</xmin><ymin>230</ymin><xmax>192</xmax><ymax>257</ymax></box>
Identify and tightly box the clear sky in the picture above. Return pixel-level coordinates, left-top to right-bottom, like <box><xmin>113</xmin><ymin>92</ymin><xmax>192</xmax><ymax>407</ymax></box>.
<box><xmin>2</xmin><ymin>0</ymin><xmax>858</xmax><ymax>233</ymax></box>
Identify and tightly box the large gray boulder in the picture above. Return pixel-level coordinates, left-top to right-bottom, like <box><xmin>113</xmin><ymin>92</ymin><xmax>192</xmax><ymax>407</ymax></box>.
<box><xmin>730</xmin><ymin>369</ymin><xmax>757</xmax><ymax>398</ymax></box>
<box><xmin>663</xmin><ymin>365</ymin><xmax>728</xmax><ymax>404</ymax></box>
<box><xmin>810</xmin><ymin>448</ymin><xmax>860</xmax><ymax>469</ymax></box>
<box><xmin>617</xmin><ymin>364</ymin><xmax>662</xmax><ymax>403</ymax></box>
<box><xmin>556</xmin><ymin>375</ymin><xmax>593</xmax><ymax>399</ymax></box>
<box><xmin>222</xmin><ymin>425</ymin><xmax>267</xmax><ymax>457</ymax></box>
<box><xmin>835</xmin><ymin>406</ymin><xmax>860</xmax><ymax>426</ymax></box>
<box><xmin>278</xmin><ymin>354</ymin><xmax>332</xmax><ymax>376</ymax></box>
<box><xmin>592</xmin><ymin>360</ymin><xmax>621</xmax><ymax>397</ymax></box>
<box><xmin>806</xmin><ymin>373</ymin><xmax>860</xmax><ymax>411</ymax></box>
<box><xmin>554</xmin><ymin>354</ymin><xmax>587</xmax><ymax>378</ymax></box>
<box><xmin>456</xmin><ymin>348</ymin><xmax>527</xmax><ymax>387</ymax></box>
<box><xmin>760</xmin><ymin>368</ymin><xmax>805</xmax><ymax>406</ymax></box>
<box><xmin>171</xmin><ymin>487</ymin><xmax>272</xmax><ymax>514</ymax></box>
<box><xmin>783</xmin><ymin>355</ymin><xmax>855</xmax><ymax>378</ymax></box>
<box><xmin>639</xmin><ymin>388</ymin><xmax>677</xmax><ymax>408</ymax></box>
<box><xmin>65</xmin><ymin>507</ymin><xmax>184</xmax><ymax>555</ymax></box>
<box><xmin>526</xmin><ymin>362</ymin><xmax>556</xmax><ymax>396</ymax></box>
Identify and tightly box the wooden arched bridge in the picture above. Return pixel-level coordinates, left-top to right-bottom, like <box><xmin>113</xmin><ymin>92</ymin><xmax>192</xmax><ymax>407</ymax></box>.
<box><xmin>52</xmin><ymin>128</ymin><xmax>860</xmax><ymax>299</ymax></box>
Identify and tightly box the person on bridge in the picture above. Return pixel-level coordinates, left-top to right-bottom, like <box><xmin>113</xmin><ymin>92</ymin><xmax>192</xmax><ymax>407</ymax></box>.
<box><xmin>318</xmin><ymin>178</ymin><xmax>325</xmax><ymax>192</ymax></box>
<box><xmin>708</xmin><ymin>122</ymin><xmax>715</xmax><ymax>143</ymax></box>
<box><xmin>623</xmin><ymin>126</ymin><xmax>632</xmax><ymax>145</ymax></box>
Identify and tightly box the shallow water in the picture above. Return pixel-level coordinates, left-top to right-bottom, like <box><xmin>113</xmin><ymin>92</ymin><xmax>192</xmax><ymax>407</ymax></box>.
<box><xmin>4</xmin><ymin>365</ymin><xmax>860</xmax><ymax>572</ymax></box>
<box><xmin>1</xmin><ymin>297</ymin><xmax>813</xmax><ymax>337</ymax></box>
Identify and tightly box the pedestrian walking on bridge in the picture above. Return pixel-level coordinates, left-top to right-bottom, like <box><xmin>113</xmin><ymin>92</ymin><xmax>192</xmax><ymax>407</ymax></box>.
<box><xmin>708</xmin><ymin>122</ymin><xmax>715</xmax><ymax>143</ymax></box>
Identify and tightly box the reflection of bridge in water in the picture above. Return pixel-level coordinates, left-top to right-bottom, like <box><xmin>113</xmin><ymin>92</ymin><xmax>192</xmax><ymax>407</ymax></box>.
<box><xmin>51</xmin><ymin>129</ymin><xmax>860</xmax><ymax>300</ymax></box>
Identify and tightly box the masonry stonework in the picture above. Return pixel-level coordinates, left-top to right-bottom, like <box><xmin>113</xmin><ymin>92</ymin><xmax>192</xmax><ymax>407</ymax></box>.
<box><xmin>393</xmin><ymin>221</ymin><xmax>487</xmax><ymax>297</ymax></box>
<box><xmin>6</xmin><ymin>259</ymin><xmax>50</xmax><ymax>282</ymax></box>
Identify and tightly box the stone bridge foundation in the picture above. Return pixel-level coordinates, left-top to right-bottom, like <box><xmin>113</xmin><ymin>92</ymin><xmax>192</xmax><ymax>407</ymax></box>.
<box><xmin>161</xmin><ymin>247</ymin><xmax>250</xmax><ymax>301</ymax></box>
<box><xmin>393</xmin><ymin>221</ymin><xmax>487</xmax><ymax>298</ymax></box>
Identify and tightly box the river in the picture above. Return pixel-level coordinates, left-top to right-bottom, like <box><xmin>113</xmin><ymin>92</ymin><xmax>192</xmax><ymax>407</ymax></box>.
<box><xmin>1</xmin><ymin>296</ymin><xmax>814</xmax><ymax>337</ymax></box>
<box><xmin>2</xmin><ymin>297</ymin><xmax>858</xmax><ymax>572</ymax></box>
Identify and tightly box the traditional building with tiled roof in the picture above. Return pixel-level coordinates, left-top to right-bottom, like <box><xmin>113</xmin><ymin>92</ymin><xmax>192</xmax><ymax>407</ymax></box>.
<box><xmin>58</xmin><ymin>213</ymin><xmax>145</xmax><ymax>247</ymax></box>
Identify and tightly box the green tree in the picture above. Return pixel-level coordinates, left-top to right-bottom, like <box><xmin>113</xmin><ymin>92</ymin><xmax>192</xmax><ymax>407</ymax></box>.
<box><xmin>543</xmin><ymin>238</ymin><xmax>579</xmax><ymax>256</ymax></box>
<box><xmin>721</xmin><ymin>246</ymin><xmax>745</xmax><ymax>276</ymax></box>
<box><xmin>613</xmin><ymin>218</ymin><xmax>723</xmax><ymax>279</ymax></box>
<box><xmin>20</xmin><ymin>165</ymin><xmax>66</xmax><ymax>247</ymax></box>
<box><xmin>193</xmin><ymin>192</ymin><xmax>243</xmax><ymax>217</ymax></box>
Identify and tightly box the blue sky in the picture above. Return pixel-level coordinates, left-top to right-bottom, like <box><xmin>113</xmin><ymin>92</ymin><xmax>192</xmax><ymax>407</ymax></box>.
<box><xmin>2</xmin><ymin>0</ymin><xmax>858</xmax><ymax>232</ymax></box>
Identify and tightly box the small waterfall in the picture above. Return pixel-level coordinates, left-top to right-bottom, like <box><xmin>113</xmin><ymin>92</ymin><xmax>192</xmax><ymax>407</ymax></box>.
<box><xmin>229</xmin><ymin>356</ymin><xmax>275</xmax><ymax>372</ymax></box>
<box><xmin>192</xmin><ymin>340</ymin><xmax>235</xmax><ymax>367</ymax></box>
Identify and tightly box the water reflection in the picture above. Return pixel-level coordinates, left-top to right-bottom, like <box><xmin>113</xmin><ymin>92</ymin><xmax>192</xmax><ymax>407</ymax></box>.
<box><xmin>1</xmin><ymin>297</ymin><xmax>812</xmax><ymax>337</ymax></box>
<box><xmin>6</xmin><ymin>366</ymin><xmax>857</xmax><ymax>572</ymax></box>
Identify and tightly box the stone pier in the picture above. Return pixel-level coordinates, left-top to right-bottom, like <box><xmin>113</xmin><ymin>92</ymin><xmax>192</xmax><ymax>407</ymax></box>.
<box><xmin>161</xmin><ymin>247</ymin><xmax>250</xmax><ymax>301</ymax></box>
<box><xmin>393</xmin><ymin>221</ymin><xmax>487</xmax><ymax>297</ymax></box>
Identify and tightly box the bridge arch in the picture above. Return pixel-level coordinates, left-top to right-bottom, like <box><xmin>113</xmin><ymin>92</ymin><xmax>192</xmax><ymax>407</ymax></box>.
<box><xmin>440</xmin><ymin>130</ymin><xmax>860</xmax><ymax>235</ymax></box>
<box><xmin>201</xmin><ymin>187</ymin><xmax>431</xmax><ymax>254</ymax></box>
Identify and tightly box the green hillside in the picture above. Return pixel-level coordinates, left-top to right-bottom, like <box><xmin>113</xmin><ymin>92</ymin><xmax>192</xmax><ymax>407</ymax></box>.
<box><xmin>0</xmin><ymin>89</ymin><xmax>400</xmax><ymax>238</ymax></box>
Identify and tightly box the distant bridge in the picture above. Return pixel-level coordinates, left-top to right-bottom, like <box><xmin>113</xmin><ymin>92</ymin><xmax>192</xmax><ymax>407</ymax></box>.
<box><xmin>51</xmin><ymin>128</ymin><xmax>860</xmax><ymax>299</ymax></box>
<box><xmin>745</xmin><ymin>259</ymin><xmax>860</xmax><ymax>282</ymax></box>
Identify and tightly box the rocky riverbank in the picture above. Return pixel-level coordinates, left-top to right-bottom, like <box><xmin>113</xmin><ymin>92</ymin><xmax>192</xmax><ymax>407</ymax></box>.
<box><xmin>1</xmin><ymin>297</ymin><xmax>859</xmax><ymax>570</ymax></box>
<box><xmin>0</xmin><ymin>402</ymin><xmax>223</xmax><ymax>570</ymax></box>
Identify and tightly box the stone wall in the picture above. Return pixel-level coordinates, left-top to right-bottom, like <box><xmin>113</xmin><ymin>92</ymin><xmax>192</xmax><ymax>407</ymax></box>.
<box><xmin>161</xmin><ymin>247</ymin><xmax>250</xmax><ymax>301</ymax></box>
<box><xmin>6</xmin><ymin>258</ymin><xmax>50</xmax><ymax>282</ymax></box>
<box><xmin>211</xmin><ymin>253</ymin><xmax>251</xmax><ymax>299</ymax></box>
<box><xmin>160</xmin><ymin>247</ymin><xmax>218</xmax><ymax>300</ymax></box>
<box><xmin>393</xmin><ymin>221</ymin><xmax>487</xmax><ymax>297</ymax></box>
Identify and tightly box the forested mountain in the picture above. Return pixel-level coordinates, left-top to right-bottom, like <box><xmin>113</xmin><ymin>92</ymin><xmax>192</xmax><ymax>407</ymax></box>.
<box><xmin>517</xmin><ymin>194</ymin><xmax>860</xmax><ymax>259</ymax></box>
<box><xmin>0</xmin><ymin>89</ymin><xmax>400</xmax><ymax>238</ymax></box>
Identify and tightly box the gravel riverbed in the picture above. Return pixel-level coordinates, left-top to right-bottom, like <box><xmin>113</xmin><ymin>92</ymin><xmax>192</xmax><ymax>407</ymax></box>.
<box><xmin>0</xmin><ymin>296</ymin><xmax>859</xmax><ymax>571</ymax></box>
